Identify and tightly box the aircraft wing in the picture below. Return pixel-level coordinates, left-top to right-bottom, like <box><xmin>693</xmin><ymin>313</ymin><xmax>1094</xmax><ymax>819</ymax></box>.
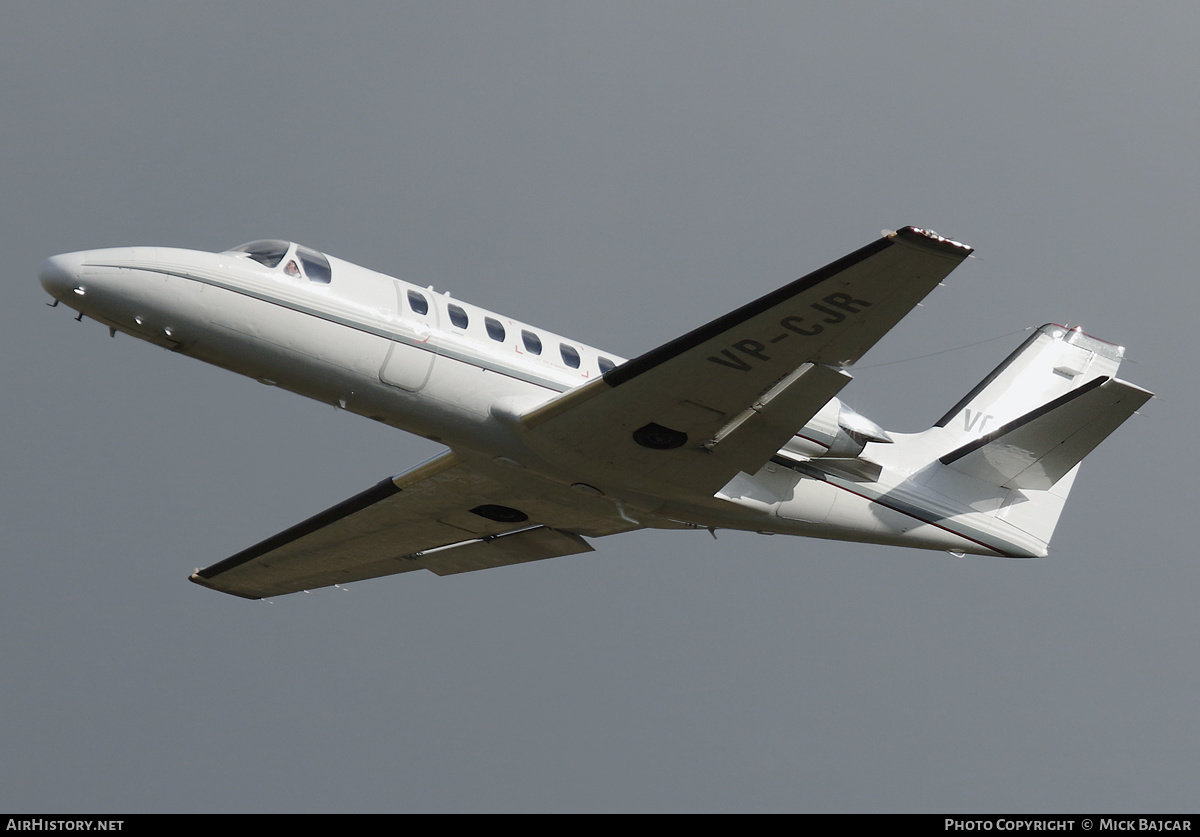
<box><xmin>189</xmin><ymin>452</ymin><xmax>641</xmax><ymax>599</ymax></box>
<box><xmin>521</xmin><ymin>226</ymin><xmax>973</xmax><ymax>496</ymax></box>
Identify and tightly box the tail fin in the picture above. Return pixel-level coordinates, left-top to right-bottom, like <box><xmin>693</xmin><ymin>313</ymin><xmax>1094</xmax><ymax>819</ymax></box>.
<box><xmin>909</xmin><ymin>324</ymin><xmax>1152</xmax><ymax>552</ymax></box>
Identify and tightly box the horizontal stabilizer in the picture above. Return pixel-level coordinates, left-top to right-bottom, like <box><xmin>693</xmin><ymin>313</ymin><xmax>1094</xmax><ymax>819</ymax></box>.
<box><xmin>940</xmin><ymin>376</ymin><xmax>1152</xmax><ymax>489</ymax></box>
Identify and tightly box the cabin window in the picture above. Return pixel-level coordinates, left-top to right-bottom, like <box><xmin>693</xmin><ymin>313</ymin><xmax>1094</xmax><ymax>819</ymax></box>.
<box><xmin>598</xmin><ymin>356</ymin><xmax>616</xmax><ymax>375</ymax></box>
<box><xmin>407</xmin><ymin>290</ymin><xmax>429</xmax><ymax>315</ymax></box>
<box><xmin>522</xmin><ymin>330</ymin><xmax>542</xmax><ymax>355</ymax></box>
<box><xmin>448</xmin><ymin>304</ymin><xmax>469</xmax><ymax>329</ymax></box>
<box><xmin>560</xmin><ymin>343</ymin><xmax>581</xmax><ymax>369</ymax></box>
<box><xmin>485</xmin><ymin>317</ymin><xmax>506</xmax><ymax>342</ymax></box>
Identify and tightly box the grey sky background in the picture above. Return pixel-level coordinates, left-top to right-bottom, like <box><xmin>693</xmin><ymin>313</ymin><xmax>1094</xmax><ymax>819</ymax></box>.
<box><xmin>3</xmin><ymin>2</ymin><xmax>1196</xmax><ymax>813</ymax></box>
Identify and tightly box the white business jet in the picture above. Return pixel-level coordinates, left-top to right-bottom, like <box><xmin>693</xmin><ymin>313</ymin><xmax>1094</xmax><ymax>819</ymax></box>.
<box><xmin>39</xmin><ymin>227</ymin><xmax>1151</xmax><ymax>599</ymax></box>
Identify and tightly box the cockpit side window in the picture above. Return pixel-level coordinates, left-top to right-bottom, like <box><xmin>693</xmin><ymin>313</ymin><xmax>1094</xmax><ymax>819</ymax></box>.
<box><xmin>296</xmin><ymin>245</ymin><xmax>332</xmax><ymax>284</ymax></box>
<box><xmin>229</xmin><ymin>240</ymin><xmax>332</xmax><ymax>284</ymax></box>
<box><xmin>231</xmin><ymin>240</ymin><xmax>290</xmax><ymax>268</ymax></box>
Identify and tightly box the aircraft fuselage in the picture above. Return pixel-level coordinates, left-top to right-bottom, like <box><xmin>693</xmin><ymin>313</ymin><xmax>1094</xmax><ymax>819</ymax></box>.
<box><xmin>42</xmin><ymin>232</ymin><xmax>1144</xmax><ymax>594</ymax></box>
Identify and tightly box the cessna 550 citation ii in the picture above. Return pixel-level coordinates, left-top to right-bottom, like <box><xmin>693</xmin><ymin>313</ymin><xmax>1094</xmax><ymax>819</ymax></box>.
<box><xmin>39</xmin><ymin>227</ymin><xmax>1152</xmax><ymax>599</ymax></box>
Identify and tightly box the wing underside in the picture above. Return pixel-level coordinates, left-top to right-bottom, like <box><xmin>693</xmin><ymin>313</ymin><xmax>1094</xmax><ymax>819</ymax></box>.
<box><xmin>190</xmin><ymin>453</ymin><xmax>638</xmax><ymax>599</ymax></box>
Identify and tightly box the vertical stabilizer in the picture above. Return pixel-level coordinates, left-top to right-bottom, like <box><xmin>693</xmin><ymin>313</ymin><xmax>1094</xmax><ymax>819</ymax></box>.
<box><xmin>904</xmin><ymin>324</ymin><xmax>1151</xmax><ymax>552</ymax></box>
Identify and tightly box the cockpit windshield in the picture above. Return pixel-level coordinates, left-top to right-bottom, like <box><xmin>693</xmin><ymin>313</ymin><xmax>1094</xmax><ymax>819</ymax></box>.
<box><xmin>230</xmin><ymin>239</ymin><xmax>290</xmax><ymax>268</ymax></box>
<box><xmin>228</xmin><ymin>240</ymin><xmax>332</xmax><ymax>284</ymax></box>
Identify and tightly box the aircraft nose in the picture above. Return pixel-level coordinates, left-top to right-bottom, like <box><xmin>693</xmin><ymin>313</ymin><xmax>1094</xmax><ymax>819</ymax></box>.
<box><xmin>38</xmin><ymin>252</ymin><xmax>86</xmax><ymax>301</ymax></box>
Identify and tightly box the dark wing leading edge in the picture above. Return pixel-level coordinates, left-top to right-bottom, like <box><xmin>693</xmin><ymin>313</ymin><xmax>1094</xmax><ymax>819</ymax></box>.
<box><xmin>190</xmin><ymin>452</ymin><xmax>643</xmax><ymax>599</ymax></box>
<box><xmin>519</xmin><ymin>226</ymin><xmax>973</xmax><ymax>497</ymax></box>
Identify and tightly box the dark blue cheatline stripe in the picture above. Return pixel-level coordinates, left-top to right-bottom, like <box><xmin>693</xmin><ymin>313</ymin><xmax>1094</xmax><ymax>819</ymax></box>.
<box><xmin>825</xmin><ymin>478</ymin><xmax>1021</xmax><ymax>558</ymax></box>
<box><xmin>769</xmin><ymin>454</ymin><xmax>1020</xmax><ymax>557</ymax></box>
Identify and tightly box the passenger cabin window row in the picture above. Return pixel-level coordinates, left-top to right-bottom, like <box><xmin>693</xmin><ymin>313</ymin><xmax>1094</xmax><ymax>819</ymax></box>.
<box><xmin>402</xmin><ymin>285</ymin><xmax>619</xmax><ymax>376</ymax></box>
<box><xmin>230</xmin><ymin>241</ymin><xmax>618</xmax><ymax>375</ymax></box>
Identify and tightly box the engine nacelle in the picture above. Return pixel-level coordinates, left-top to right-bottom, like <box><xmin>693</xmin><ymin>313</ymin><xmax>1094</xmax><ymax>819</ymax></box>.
<box><xmin>826</xmin><ymin>403</ymin><xmax>891</xmax><ymax>457</ymax></box>
<box><xmin>782</xmin><ymin>399</ymin><xmax>892</xmax><ymax>460</ymax></box>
